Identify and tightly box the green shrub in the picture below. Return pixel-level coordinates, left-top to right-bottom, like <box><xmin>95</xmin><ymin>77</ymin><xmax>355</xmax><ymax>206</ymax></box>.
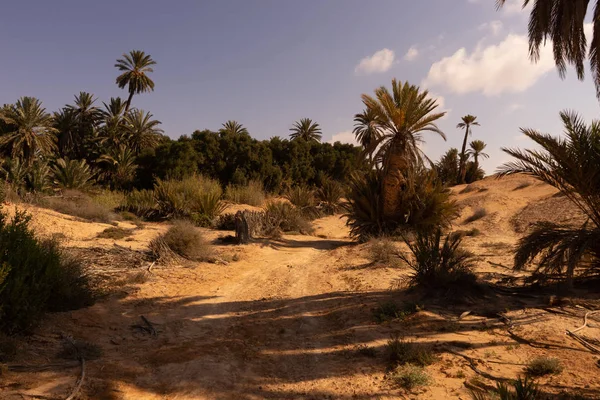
<box><xmin>151</xmin><ymin>220</ymin><xmax>214</xmax><ymax>262</ymax></box>
<box><xmin>389</xmin><ymin>364</ymin><xmax>431</xmax><ymax>390</ymax></box>
<box><xmin>154</xmin><ymin>176</ymin><xmax>225</xmax><ymax>221</ymax></box>
<box><xmin>224</xmin><ymin>180</ymin><xmax>266</xmax><ymax>206</ymax></box>
<box><xmin>37</xmin><ymin>191</ymin><xmax>115</xmax><ymax>223</ymax></box>
<box><xmin>315</xmin><ymin>178</ymin><xmax>344</xmax><ymax>215</ymax></box>
<box><xmin>372</xmin><ymin>302</ymin><xmax>417</xmax><ymax>323</ymax></box>
<box><xmin>286</xmin><ymin>185</ymin><xmax>320</xmax><ymax>219</ymax></box>
<box><xmin>0</xmin><ymin>210</ymin><xmax>94</xmax><ymax>333</ymax></box>
<box><xmin>92</xmin><ymin>190</ymin><xmax>126</xmax><ymax>211</ymax></box>
<box><xmin>400</xmin><ymin>229</ymin><xmax>479</xmax><ymax>297</ymax></box>
<box><xmin>345</xmin><ymin>170</ymin><xmax>457</xmax><ymax>242</ymax></box>
<box><xmin>27</xmin><ymin>161</ymin><xmax>51</xmax><ymax>193</ymax></box>
<box><xmin>470</xmin><ymin>376</ymin><xmax>540</xmax><ymax>400</ymax></box>
<box><xmin>525</xmin><ymin>357</ymin><xmax>563</xmax><ymax>377</ymax></box>
<box><xmin>52</xmin><ymin>158</ymin><xmax>94</xmax><ymax>189</ymax></box>
<box><xmin>125</xmin><ymin>189</ymin><xmax>157</xmax><ymax>219</ymax></box>
<box><xmin>464</xmin><ymin>207</ymin><xmax>487</xmax><ymax>224</ymax></box>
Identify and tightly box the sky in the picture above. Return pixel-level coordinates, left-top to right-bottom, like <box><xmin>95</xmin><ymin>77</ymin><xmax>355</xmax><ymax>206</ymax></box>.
<box><xmin>1</xmin><ymin>0</ymin><xmax>599</xmax><ymax>174</ymax></box>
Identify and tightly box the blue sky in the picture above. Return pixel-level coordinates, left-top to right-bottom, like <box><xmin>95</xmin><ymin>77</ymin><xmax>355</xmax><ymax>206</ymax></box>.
<box><xmin>1</xmin><ymin>0</ymin><xmax>599</xmax><ymax>173</ymax></box>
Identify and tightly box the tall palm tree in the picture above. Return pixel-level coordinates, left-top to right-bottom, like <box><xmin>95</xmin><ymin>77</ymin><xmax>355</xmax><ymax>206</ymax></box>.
<box><xmin>498</xmin><ymin>111</ymin><xmax>600</xmax><ymax>287</ymax></box>
<box><xmin>468</xmin><ymin>139</ymin><xmax>489</xmax><ymax>171</ymax></box>
<box><xmin>220</xmin><ymin>120</ymin><xmax>248</xmax><ymax>135</ymax></box>
<box><xmin>496</xmin><ymin>0</ymin><xmax>600</xmax><ymax>99</ymax></box>
<box><xmin>0</xmin><ymin>97</ymin><xmax>57</xmax><ymax>166</ymax></box>
<box><xmin>123</xmin><ymin>109</ymin><xmax>164</xmax><ymax>154</ymax></box>
<box><xmin>361</xmin><ymin>79</ymin><xmax>446</xmax><ymax>218</ymax></box>
<box><xmin>353</xmin><ymin>109</ymin><xmax>381</xmax><ymax>160</ymax></box>
<box><xmin>64</xmin><ymin>92</ymin><xmax>102</xmax><ymax>159</ymax></box>
<box><xmin>98</xmin><ymin>97</ymin><xmax>127</xmax><ymax>150</ymax></box>
<box><xmin>457</xmin><ymin>115</ymin><xmax>480</xmax><ymax>184</ymax></box>
<box><xmin>289</xmin><ymin>118</ymin><xmax>322</xmax><ymax>142</ymax></box>
<box><xmin>115</xmin><ymin>50</ymin><xmax>156</xmax><ymax>112</ymax></box>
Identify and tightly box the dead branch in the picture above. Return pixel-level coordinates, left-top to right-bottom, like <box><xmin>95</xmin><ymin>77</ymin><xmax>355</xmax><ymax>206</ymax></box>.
<box><xmin>64</xmin><ymin>337</ymin><xmax>85</xmax><ymax>400</ymax></box>
<box><xmin>443</xmin><ymin>347</ymin><xmax>510</xmax><ymax>383</ymax></box>
<box><xmin>141</xmin><ymin>315</ymin><xmax>157</xmax><ymax>337</ymax></box>
<box><xmin>565</xmin><ymin>310</ymin><xmax>600</xmax><ymax>354</ymax></box>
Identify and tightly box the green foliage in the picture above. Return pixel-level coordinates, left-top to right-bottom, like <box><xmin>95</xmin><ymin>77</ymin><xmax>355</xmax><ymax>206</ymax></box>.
<box><xmin>286</xmin><ymin>185</ymin><xmax>320</xmax><ymax>219</ymax></box>
<box><xmin>289</xmin><ymin>118</ymin><xmax>322</xmax><ymax>142</ymax></box>
<box><xmin>344</xmin><ymin>170</ymin><xmax>457</xmax><ymax>242</ymax></box>
<box><xmin>436</xmin><ymin>148</ymin><xmax>460</xmax><ymax>186</ymax></box>
<box><xmin>224</xmin><ymin>180</ymin><xmax>266</xmax><ymax>206</ymax></box>
<box><xmin>388</xmin><ymin>364</ymin><xmax>431</xmax><ymax>390</ymax></box>
<box><xmin>471</xmin><ymin>376</ymin><xmax>540</xmax><ymax>400</ymax></box>
<box><xmin>400</xmin><ymin>229</ymin><xmax>479</xmax><ymax>297</ymax></box>
<box><xmin>525</xmin><ymin>357</ymin><xmax>563</xmax><ymax>377</ymax></box>
<box><xmin>0</xmin><ymin>210</ymin><xmax>93</xmax><ymax>333</ymax></box>
<box><xmin>52</xmin><ymin>158</ymin><xmax>94</xmax><ymax>189</ymax></box>
<box><xmin>125</xmin><ymin>189</ymin><xmax>157</xmax><ymax>219</ymax></box>
<box><xmin>27</xmin><ymin>161</ymin><xmax>51</xmax><ymax>193</ymax></box>
<box><xmin>499</xmin><ymin>111</ymin><xmax>600</xmax><ymax>284</ymax></box>
<box><xmin>264</xmin><ymin>201</ymin><xmax>313</xmax><ymax>235</ymax></box>
<box><xmin>315</xmin><ymin>177</ymin><xmax>344</xmax><ymax>215</ymax></box>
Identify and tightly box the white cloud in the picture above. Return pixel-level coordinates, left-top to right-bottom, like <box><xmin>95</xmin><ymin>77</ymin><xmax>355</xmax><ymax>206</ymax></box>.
<box><xmin>355</xmin><ymin>48</ymin><xmax>395</xmax><ymax>75</ymax></box>
<box><xmin>507</xmin><ymin>103</ymin><xmax>524</xmax><ymax>113</ymax></box>
<box><xmin>329</xmin><ymin>131</ymin><xmax>358</xmax><ymax>146</ymax></box>
<box><xmin>423</xmin><ymin>33</ymin><xmax>554</xmax><ymax>96</ymax></box>
<box><xmin>501</xmin><ymin>0</ymin><xmax>530</xmax><ymax>15</ymax></box>
<box><xmin>404</xmin><ymin>46</ymin><xmax>419</xmax><ymax>61</ymax></box>
<box><xmin>479</xmin><ymin>20</ymin><xmax>503</xmax><ymax>36</ymax></box>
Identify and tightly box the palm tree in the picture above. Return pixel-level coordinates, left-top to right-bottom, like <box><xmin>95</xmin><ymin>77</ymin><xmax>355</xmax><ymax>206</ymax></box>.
<box><xmin>289</xmin><ymin>118</ymin><xmax>322</xmax><ymax>142</ymax></box>
<box><xmin>123</xmin><ymin>109</ymin><xmax>164</xmax><ymax>154</ymax></box>
<box><xmin>498</xmin><ymin>111</ymin><xmax>600</xmax><ymax>287</ymax></box>
<box><xmin>353</xmin><ymin>109</ymin><xmax>381</xmax><ymax>159</ymax></box>
<box><xmin>0</xmin><ymin>97</ymin><xmax>57</xmax><ymax>166</ymax></box>
<box><xmin>468</xmin><ymin>139</ymin><xmax>489</xmax><ymax>171</ymax></box>
<box><xmin>53</xmin><ymin>108</ymin><xmax>78</xmax><ymax>158</ymax></box>
<box><xmin>496</xmin><ymin>0</ymin><xmax>600</xmax><ymax>99</ymax></box>
<box><xmin>98</xmin><ymin>145</ymin><xmax>137</xmax><ymax>189</ymax></box>
<box><xmin>64</xmin><ymin>92</ymin><xmax>102</xmax><ymax>159</ymax></box>
<box><xmin>220</xmin><ymin>120</ymin><xmax>248</xmax><ymax>135</ymax></box>
<box><xmin>457</xmin><ymin>115</ymin><xmax>480</xmax><ymax>184</ymax></box>
<box><xmin>115</xmin><ymin>50</ymin><xmax>156</xmax><ymax>112</ymax></box>
<box><xmin>98</xmin><ymin>97</ymin><xmax>127</xmax><ymax>150</ymax></box>
<box><xmin>360</xmin><ymin>79</ymin><xmax>446</xmax><ymax>218</ymax></box>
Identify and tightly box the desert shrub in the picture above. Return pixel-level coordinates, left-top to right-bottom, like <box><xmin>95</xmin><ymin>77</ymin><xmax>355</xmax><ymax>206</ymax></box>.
<box><xmin>387</xmin><ymin>334</ymin><xmax>436</xmax><ymax>366</ymax></box>
<box><xmin>373</xmin><ymin>302</ymin><xmax>417</xmax><ymax>323</ymax></box>
<box><xmin>51</xmin><ymin>158</ymin><xmax>94</xmax><ymax>189</ymax></box>
<box><xmin>315</xmin><ymin>178</ymin><xmax>344</xmax><ymax>215</ymax></box>
<box><xmin>470</xmin><ymin>376</ymin><xmax>540</xmax><ymax>400</ymax></box>
<box><xmin>400</xmin><ymin>229</ymin><xmax>479</xmax><ymax>297</ymax></box>
<box><xmin>464</xmin><ymin>207</ymin><xmax>487</xmax><ymax>224</ymax></box>
<box><xmin>514</xmin><ymin>182</ymin><xmax>532</xmax><ymax>191</ymax></box>
<box><xmin>389</xmin><ymin>364</ymin><xmax>431</xmax><ymax>390</ymax></box>
<box><xmin>455</xmin><ymin>228</ymin><xmax>481</xmax><ymax>237</ymax></box>
<box><xmin>264</xmin><ymin>201</ymin><xmax>313</xmax><ymax>235</ymax></box>
<box><xmin>286</xmin><ymin>185</ymin><xmax>320</xmax><ymax>219</ymax></box>
<box><xmin>150</xmin><ymin>220</ymin><xmax>214</xmax><ymax>262</ymax></box>
<box><xmin>92</xmin><ymin>190</ymin><xmax>126</xmax><ymax>211</ymax></box>
<box><xmin>368</xmin><ymin>237</ymin><xmax>401</xmax><ymax>266</ymax></box>
<box><xmin>525</xmin><ymin>357</ymin><xmax>563</xmax><ymax>377</ymax></box>
<box><xmin>355</xmin><ymin>344</ymin><xmax>377</xmax><ymax>358</ymax></box>
<box><xmin>125</xmin><ymin>189</ymin><xmax>157</xmax><ymax>219</ymax></box>
<box><xmin>498</xmin><ymin>111</ymin><xmax>600</xmax><ymax>286</ymax></box>
<box><xmin>345</xmin><ymin>170</ymin><xmax>457</xmax><ymax>242</ymax></box>
<box><xmin>224</xmin><ymin>180</ymin><xmax>266</xmax><ymax>206</ymax></box>
<box><xmin>0</xmin><ymin>210</ymin><xmax>94</xmax><ymax>333</ymax></box>
<box><xmin>97</xmin><ymin>227</ymin><xmax>133</xmax><ymax>240</ymax></box>
<box><xmin>216</xmin><ymin>213</ymin><xmax>237</xmax><ymax>230</ymax></box>
<box><xmin>154</xmin><ymin>176</ymin><xmax>225</xmax><ymax>222</ymax></box>
<box><xmin>38</xmin><ymin>190</ymin><xmax>115</xmax><ymax>223</ymax></box>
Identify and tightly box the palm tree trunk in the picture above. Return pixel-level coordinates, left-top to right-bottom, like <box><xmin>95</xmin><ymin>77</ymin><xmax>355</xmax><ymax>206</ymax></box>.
<box><xmin>382</xmin><ymin>139</ymin><xmax>407</xmax><ymax>218</ymax></box>
<box><xmin>124</xmin><ymin>90</ymin><xmax>135</xmax><ymax>113</ymax></box>
<box><xmin>459</xmin><ymin>126</ymin><xmax>470</xmax><ymax>184</ymax></box>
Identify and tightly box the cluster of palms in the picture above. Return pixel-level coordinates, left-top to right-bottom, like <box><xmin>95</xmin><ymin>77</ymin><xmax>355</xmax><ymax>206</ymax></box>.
<box><xmin>0</xmin><ymin>50</ymin><xmax>161</xmax><ymax>191</ymax></box>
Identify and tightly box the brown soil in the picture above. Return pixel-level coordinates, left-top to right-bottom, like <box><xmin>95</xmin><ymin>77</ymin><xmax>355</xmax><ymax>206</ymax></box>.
<box><xmin>2</xmin><ymin>175</ymin><xmax>600</xmax><ymax>399</ymax></box>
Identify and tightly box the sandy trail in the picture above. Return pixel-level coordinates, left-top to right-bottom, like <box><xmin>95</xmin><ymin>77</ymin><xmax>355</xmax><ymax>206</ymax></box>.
<box><xmin>2</xmin><ymin>175</ymin><xmax>600</xmax><ymax>399</ymax></box>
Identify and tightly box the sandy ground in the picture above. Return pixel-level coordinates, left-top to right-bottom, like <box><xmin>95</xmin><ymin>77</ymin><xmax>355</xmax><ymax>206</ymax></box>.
<box><xmin>2</xmin><ymin>175</ymin><xmax>600</xmax><ymax>399</ymax></box>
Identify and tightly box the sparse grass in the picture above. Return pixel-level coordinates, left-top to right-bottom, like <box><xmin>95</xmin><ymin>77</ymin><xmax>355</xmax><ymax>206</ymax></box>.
<box><xmin>464</xmin><ymin>207</ymin><xmax>488</xmax><ymax>224</ymax></box>
<box><xmin>92</xmin><ymin>190</ymin><xmax>126</xmax><ymax>211</ymax></box>
<box><xmin>525</xmin><ymin>357</ymin><xmax>563</xmax><ymax>377</ymax></box>
<box><xmin>150</xmin><ymin>220</ymin><xmax>214</xmax><ymax>263</ymax></box>
<box><xmin>389</xmin><ymin>364</ymin><xmax>431</xmax><ymax>390</ymax></box>
<box><xmin>368</xmin><ymin>237</ymin><xmax>401</xmax><ymax>266</ymax></box>
<box><xmin>37</xmin><ymin>190</ymin><xmax>115</xmax><ymax>223</ymax></box>
<box><xmin>97</xmin><ymin>227</ymin><xmax>133</xmax><ymax>240</ymax></box>
<box><xmin>224</xmin><ymin>180</ymin><xmax>266</xmax><ymax>207</ymax></box>
<box><xmin>387</xmin><ymin>335</ymin><xmax>436</xmax><ymax>367</ymax></box>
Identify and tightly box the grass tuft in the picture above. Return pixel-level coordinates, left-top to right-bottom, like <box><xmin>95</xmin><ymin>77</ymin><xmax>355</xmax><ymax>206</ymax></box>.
<box><xmin>525</xmin><ymin>357</ymin><xmax>563</xmax><ymax>377</ymax></box>
<box><xmin>389</xmin><ymin>364</ymin><xmax>431</xmax><ymax>390</ymax></box>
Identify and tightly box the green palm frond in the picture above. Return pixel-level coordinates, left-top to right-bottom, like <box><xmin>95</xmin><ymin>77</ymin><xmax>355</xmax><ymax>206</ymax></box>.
<box><xmin>52</xmin><ymin>158</ymin><xmax>94</xmax><ymax>189</ymax></box>
<box><xmin>115</xmin><ymin>50</ymin><xmax>156</xmax><ymax>111</ymax></box>
<box><xmin>220</xmin><ymin>120</ymin><xmax>248</xmax><ymax>135</ymax></box>
<box><xmin>289</xmin><ymin>118</ymin><xmax>322</xmax><ymax>142</ymax></box>
<box><xmin>123</xmin><ymin>109</ymin><xmax>164</xmax><ymax>154</ymax></box>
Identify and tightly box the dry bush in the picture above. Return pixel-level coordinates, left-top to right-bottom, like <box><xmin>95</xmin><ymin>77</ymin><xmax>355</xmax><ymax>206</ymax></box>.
<box><xmin>224</xmin><ymin>180</ymin><xmax>266</xmax><ymax>206</ymax></box>
<box><xmin>97</xmin><ymin>227</ymin><xmax>133</xmax><ymax>240</ymax></box>
<box><xmin>37</xmin><ymin>190</ymin><xmax>115</xmax><ymax>223</ymax></box>
<box><xmin>92</xmin><ymin>190</ymin><xmax>126</xmax><ymax>211</ymax></box>
<box><xmin>216</xmin><ymin>213</ymin><xmax>237</xmax><ymax>230</ymax></box>
<box><xmin>368</xmin><ymin>237</ymin><xmax>401</xmax><ymax>266</ymax></box>
<box><xmin>525</xmin><ymin>357</ymin><xmax>563</xmax><ymax>377</ymax></box>
<box><xmin>389</xmin><ymin>364</ymin><xmax>431</xmax><ymax>390</ymax></box>
<box><xmin>464</xmin><ymin>207</ymin><xmax>487</xmax><ymax>224</ymax></box>
<box><xmin>455</xmin><ymin>228</ymin><xmax>481</xmax><ymax>237</ymax></box>
<box><xmin>513</xmin><ymin>182</ymin><xmax>532</xmax><ymax>191</ymax></box>
<box><xmin>264</xmin><ymin>202</ymin><xmax>313</xmax><ymax>235</ymax></box>
<box><xmin>150</xmin><ymin>221</ymin><xmax>214</xmax><ymax>263</ymax></box>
